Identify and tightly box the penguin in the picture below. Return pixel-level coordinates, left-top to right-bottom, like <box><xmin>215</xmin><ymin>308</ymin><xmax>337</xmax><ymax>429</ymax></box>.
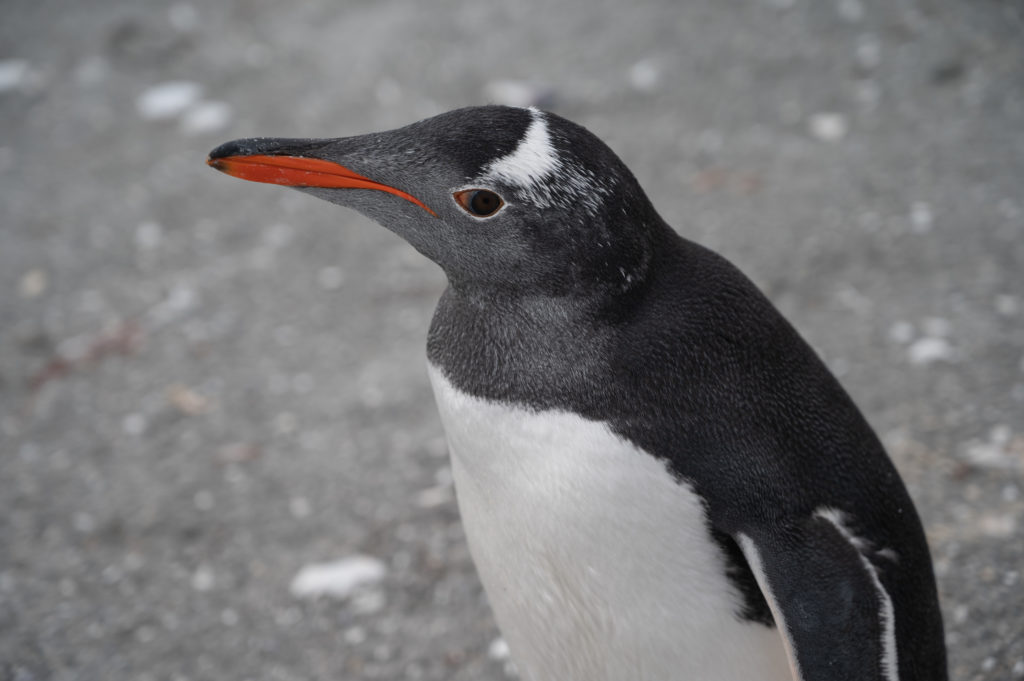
<box><xmin>208</xmin><ymin>105</ymin><xmax>947</xmax><ymax>681</ymax></box>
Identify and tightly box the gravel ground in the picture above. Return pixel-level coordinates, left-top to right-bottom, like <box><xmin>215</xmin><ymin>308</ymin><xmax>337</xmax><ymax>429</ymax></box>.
<box><xmin>2</xmin><ymin>1</ymin><xmax>1023</xmax><ymax>680</ymax></box>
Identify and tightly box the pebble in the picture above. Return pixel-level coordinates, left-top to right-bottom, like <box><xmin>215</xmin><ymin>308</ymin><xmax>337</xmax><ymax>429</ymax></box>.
<box><xmin>482</xmin><ymin>80</ymin><xmax>554</xmax><ymax>109</ymax></box>
<box><xmin>289</xmin><ymin>555</ymin><xmax>386</xmax><ymax>600</ymax></box>
<box><xmin>907</xmin><ymin>337</ymin><xmax>952</xmax><ymax>365</ymax></box>
<box><xmin>488</xmin><ymin>637</ymin><xmax>511</xmax><ymax>661</ymax></box>
<box><xmin>629</xmin><ymin>59</ymin><xmax>661</xmax><ymax>92</ymax></box>
<box><xmin>910</xmin><ymin>202</ymin><xmax>934</xmax><ymax>233</ymax></box>
<box><xmin>0</xmin><ymin>59</ymin><xmax>30</xmax><ymax>92</ymax></box>
<box><xmin>808</xmin><ymin>113</ymin><xmax>848</xmax><ymax>142</ymax></box>
<box><xmin>18</xmin><ymin>269</ymin><xmax>48</xmax><ymax>299</ymax></box>
<box><xmin>181</xmin><ymin>101</ymin><xmax>233</xmax><ymax>135</ymax></box>
<box><xmin>136</xmin><ymin>81</ymin><xmax>202</xmax><ymax>120</ymax></box>
<box><xmin>191</xmin><ymin>565</ymin><xmax>215</xmax><ymax>591</ymax></box>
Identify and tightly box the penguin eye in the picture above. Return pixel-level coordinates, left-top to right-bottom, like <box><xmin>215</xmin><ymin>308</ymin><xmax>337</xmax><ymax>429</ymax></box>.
<box><xmin>453</xmin><ymin>189</ymin><xmax>504</xmax><ymax>218</ymax></box>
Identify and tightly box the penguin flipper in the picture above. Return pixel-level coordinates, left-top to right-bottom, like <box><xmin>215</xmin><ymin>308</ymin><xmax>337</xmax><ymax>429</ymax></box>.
<box><xmin>735</xmin><ymin>513</ymin><xmax>899</xmax><ymax>681</ymax></box>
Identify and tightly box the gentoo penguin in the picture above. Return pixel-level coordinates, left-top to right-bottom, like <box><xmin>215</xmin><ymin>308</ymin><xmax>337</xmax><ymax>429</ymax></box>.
<box><xmin>208</xmin><ymin>105</ymin><xmax>947</xmax><ymax>681</ymax></box>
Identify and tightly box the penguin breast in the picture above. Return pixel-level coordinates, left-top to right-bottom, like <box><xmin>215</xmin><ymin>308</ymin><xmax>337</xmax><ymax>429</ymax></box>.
<box><xmin>427</xmin><ymin>364</ymin><xmax>792</xmax><ymax>681</ymax></box>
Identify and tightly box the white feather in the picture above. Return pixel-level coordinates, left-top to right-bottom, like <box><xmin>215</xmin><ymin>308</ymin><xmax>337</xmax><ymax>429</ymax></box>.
<box><xmin>481</xmin><ymin>108</ymin><xmax>610</xmax><ymax>216</ymax></box>
<box><xmin>428</xmin><ymin>364</ymin><xmax>792</xmax><ymax>681</ymax></box>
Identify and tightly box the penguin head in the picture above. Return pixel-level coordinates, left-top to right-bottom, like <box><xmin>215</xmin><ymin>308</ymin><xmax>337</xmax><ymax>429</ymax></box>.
<box><xmin>209</xmin><ymin>106</ymin><xmax>659</xmax><ymax>297</ymax></box>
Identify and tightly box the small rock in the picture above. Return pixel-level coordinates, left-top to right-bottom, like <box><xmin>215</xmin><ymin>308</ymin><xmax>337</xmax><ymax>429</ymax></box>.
<box><xmin>907</xmin><ymin>337</ymin><xmax>952</xmax><ymax>365</ymax></box>
<box><xmin>167</xmin><ymin>384</ymin><xmax>208</xmax><ymax>415</ymax></box>
<box><xmin>483</xmin><ymin>80</ymin><xmax>554</xmax><ymax>109</ymax></box>
<box><xmin>289</xmin><ymin>555</ymin><xmax>387</xmax><ymax>600</ymax></box>
<box><xmin>0</xmin><ymin>59</ymin><xmax>31</xmax><ymax>93</ymax></box>
<box><xmin>808</xmin><ymin>113</ymin><xmax>848</xmax><ymax>142</ymax></box>
<box><xmin>18</xmin><ymin>269</ymin><xmax>47</xmax><ymax>299</ymax></box>
<box><xmin>136</xmin><ymin>81</ymin><xmax>202</xmax><ymax>120</ymax></box>
<box><xmin>488</xmin><ymin>637</ymin><xmax>511</xmax><ymax>661</ymax></box>
<box><xmin>180</xmin><ymin>100</ymin><xmax>232</xmax><ymax>135</ymax></box>
<box><xmin>910</xmin><ymin>202</ymin><xmax>933</xmax><ymax>233</ymax></box>
<box><xmin>191</xmin><ymin>565</ymin><xmax>215</xmax><ymax>591</ymax></box>
<box><xmin>628</xmin><ymin>59</ymin><xmax>660</xmax><ymax>92</ymax></box>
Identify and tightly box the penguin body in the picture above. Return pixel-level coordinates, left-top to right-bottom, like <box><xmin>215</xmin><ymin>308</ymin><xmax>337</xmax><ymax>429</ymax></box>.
<box><xmin>209</xmin><ymin>105</ymin><xmax>948</xmax><ymax>681</ymax></box>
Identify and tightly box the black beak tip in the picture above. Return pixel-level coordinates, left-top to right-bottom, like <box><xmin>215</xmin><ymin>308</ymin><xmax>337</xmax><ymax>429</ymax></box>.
<box><xmin>208</xmin><ymin>138</ymin><xmax>256</xmax><ymax>161</ymax></box>
<box><xmin>207</xmin><ymin>137</ymin><xmax>329</xmax><ymax>164</ymax></box>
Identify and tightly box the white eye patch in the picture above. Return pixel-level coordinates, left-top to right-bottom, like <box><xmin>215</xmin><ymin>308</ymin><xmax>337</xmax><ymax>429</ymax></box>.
<box><xmin>481</xmin><ymin>108</ymin><xmax>610</xmax><ymax>216</ymax></box>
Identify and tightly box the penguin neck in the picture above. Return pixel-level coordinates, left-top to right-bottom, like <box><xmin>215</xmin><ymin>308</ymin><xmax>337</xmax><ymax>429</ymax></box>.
<box><xmin>426</xmin><ymin>284</ymin><xmax>619</xmax><ymax>413</ymax></box>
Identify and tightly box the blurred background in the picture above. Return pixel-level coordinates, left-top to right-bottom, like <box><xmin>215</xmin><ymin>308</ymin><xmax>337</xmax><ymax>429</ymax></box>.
<box><xmin>2</xmin><ymin>0</ymin><xmax>1023</xmax><ymax>679</ymax></box>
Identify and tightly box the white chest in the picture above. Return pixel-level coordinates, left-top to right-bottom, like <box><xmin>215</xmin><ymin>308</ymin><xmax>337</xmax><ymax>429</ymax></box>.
<box><xmin>427</xmin><ymin>364</ymin><xmax>791</xmax><ymax>681</ymax></box>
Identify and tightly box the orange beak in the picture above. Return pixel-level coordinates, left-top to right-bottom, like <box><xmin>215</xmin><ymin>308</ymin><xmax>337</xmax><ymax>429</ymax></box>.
<box><xmin>207</xmin><ymin>154</ymin><xmax>437</xmax><ymax>217</ymax></box>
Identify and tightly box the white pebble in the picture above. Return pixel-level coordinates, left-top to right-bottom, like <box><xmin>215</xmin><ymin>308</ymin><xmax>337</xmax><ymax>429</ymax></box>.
<box><xmin>629</xmin><ymin>59</ymin><xmax>661</xmax><ymax>92</ymax></box>
<box><xmin>180</xmin><ymin>100</ymin><xmax>233</xmax><ymax>135</ymax></box>
<box><xmin>488</xmin><ymin>637</ymin><xmax>511</xmax><ymax>661</ymax></box>
<box><xmin>910</xmin><ymin>202</ymin><xmax>933</xmax><ymax>233</ymax></box>
<box><xmin>808</xmin><ymin>113</ymin><xmax>848</xmax><ymax>142</ymax></box>
<box><xmin>136</xmin><ymin>81</ymin><xmax>202</xmax><ymax>120</ymax></box>
<box><xmin>907</xmin><ymin>337</ymin><xmax>952</xmax><ymax>365</ymax></box>
<box><xmin>191</xmin><ymin>565</ymin><xmax>215</xmax><ymax>591</ymax></box>
<box><xmin>18</xmin><ymin>269</ymin><xmax>48</xmax><ymax>299</ymax></box>
<box><xmin>0</xmin><ymin>59</ymin><xmax>30</xmax><ymax>92</ymax></box>
<box><xmin>1013</xmin><ymin>659</ymin><xmax>1024</xmax><ymax>676</ymax></box>
<box><xmin>483</xmin><ymin>80</ymin><xmax>551</xmax><ymax>108</ymax></box>
<box><xmin>289</xmin><ymin>555</ymin><xmax>386</xmax><ymax>600</ymax></box>
<box><xmin>344</xmin><ymin>626</ymin><xmax>367</xmax><ymax>645</ymax></box>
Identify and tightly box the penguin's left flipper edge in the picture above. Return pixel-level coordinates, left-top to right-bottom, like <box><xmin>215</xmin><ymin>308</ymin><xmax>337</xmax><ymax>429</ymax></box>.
<box><xmin>735</xmin><ymin>515</ymin><xmax>898</xmax><ymax>681</ymax></box>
